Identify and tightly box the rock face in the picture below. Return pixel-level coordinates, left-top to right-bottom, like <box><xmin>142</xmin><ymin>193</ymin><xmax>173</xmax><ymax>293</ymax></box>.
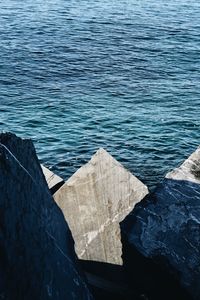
<box><xmin>166</xmin><ymin>147</ymin><xmax>200</xmax><ymax>183</ymax></box>
<box><xmin>0</xmin><ymin>133</ymin><xmax>93</xmax><ymax>300</ymax></box>
<box><xmin>41</xmin><ymin>165</ymin><xmax>64</xmax><ymax>194</ymax></box>
<box><xmin>54</xmin><ymin>148</ymin><xmax>148</xmax><ymax>265</ymax></box>
<box><xmin>121</xmin><ymin>147</ymin><xmax>200</xmax><ymax>300</ymax></box>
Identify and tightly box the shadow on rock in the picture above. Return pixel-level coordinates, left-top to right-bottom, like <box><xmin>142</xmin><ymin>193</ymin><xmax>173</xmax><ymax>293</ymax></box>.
<box><xmin>121</xmin><ymin>178</ymin><xmax>200</xmax><ymax>300</ymax></box>
<box><xmin>0</xmin><ymin>133</ymin><xmax>92</xmax><ymax>300</ymax></box>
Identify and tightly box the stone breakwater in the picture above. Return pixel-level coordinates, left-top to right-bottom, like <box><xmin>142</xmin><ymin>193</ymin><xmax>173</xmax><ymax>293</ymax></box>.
<box><xmin>0</xmin><ymin>132</ymin><xmax>200</xmax><ymax>300</ymax></box>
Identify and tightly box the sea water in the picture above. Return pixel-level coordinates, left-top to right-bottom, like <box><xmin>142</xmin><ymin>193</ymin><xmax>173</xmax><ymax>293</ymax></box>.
<box><xmin>0</xmin><ymin>0</ymin><xmax>199</xmax><ymax>188</ymax></box>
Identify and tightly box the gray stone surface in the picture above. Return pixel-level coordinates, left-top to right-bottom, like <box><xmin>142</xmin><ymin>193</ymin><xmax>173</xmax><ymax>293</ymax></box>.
<box><xmin>0</xmin><ymin>133</ymin><xmax>93</xmax><ymax>300</ymax></box>
<box><xmin>166</xmin><ymin>146</ymin><xmax>200</xmax><ymax>183</ymax></box>
<box><xmin>41</xmin><ymin>164</ymin><xmax>64</xmax><ymax>194</ymax></box>
<box><xmin>54</xmin><ymin>148</ymin><xmax>148</xmax><ymax>265</ymax></box>
<box><xmin>121</xmin><ymin>146</ymin><xmax>200</xmax><ymax>299</ymax></box>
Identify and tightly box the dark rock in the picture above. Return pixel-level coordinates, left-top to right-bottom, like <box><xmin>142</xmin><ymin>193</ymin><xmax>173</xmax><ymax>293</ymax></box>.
<box><xmin>0</xmin><ymin>133</ymin><xmax>93</xmax><ymax>300</ymax></box>
<box><xmin>121</xmin><ymin>148</ymin><xmax>200</xmax><ymax>300</ymax></box>
<box><xmin>79</xmin><ymin>260</ymin><xmax>143</xmax><ymax>300</ymax></box>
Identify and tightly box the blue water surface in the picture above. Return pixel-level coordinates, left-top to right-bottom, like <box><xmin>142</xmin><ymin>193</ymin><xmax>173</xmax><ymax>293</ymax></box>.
<box><xmin>0</xmin><ymin>0</ymin><xmax>200</xmax><ymax>188</ymax></box>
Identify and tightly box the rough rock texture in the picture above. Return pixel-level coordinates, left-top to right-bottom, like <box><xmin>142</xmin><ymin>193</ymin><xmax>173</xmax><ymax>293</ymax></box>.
<box><xmin>121</xmin><ymin>147</ymin><xmax>200</xmax><ymax>300</ymax></box>
<box><xmin>0</xmin><ymin>133</ymin><xmax>93</xmax><ymax>300</ymax></box>
<box><xmin>41</xmin><ymin>165</ymin><xmax>64</xmax><ymax>194</ymax></box>
<box><xmin>54</xmin><ymin>148</ymin><xmax>148</xmax><ymax>265</ymax></box>
<box><xmin>166</xmin><ymin>147</ymin><xmax>200</xmax><ymax>183</ymax></box>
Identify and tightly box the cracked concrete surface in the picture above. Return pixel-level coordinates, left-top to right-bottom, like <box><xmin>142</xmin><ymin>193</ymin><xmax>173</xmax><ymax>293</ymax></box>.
<box><xmin>54</xmin><ymin>148</ymin><xmax>148</xmax><ymax>265</ymax></box>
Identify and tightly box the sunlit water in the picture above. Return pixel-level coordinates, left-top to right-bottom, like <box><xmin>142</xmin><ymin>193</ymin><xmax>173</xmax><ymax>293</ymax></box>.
<box><xmin>0</xmin><ymin>0</ymin><xmax>200</xmax><ymax>189</ymax></box>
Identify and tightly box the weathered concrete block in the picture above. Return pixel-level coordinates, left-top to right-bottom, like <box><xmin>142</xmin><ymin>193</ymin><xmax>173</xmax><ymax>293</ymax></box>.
<box><xmin>54</xmin><ymin>148</ymin><xmax>148</xmax><ymax>265</ymax></box>
<box><xmin>121</xmin><ymin>147</ymin><xmax>200</xmax><ymax>299</ymax></box>
<box><xmin>166</xmin><ymin>147</ymin><xmax>200</xmax><ymax>183</ymax></box>
<box><xmin>41</xmin><ymin>164</ymin><xmax>64</xmax><ymax>194</ymax></box>
<box><xmin>0</xmin><ymin>133</ymin><xmax>93</xmax><ymax>300</ymax></box>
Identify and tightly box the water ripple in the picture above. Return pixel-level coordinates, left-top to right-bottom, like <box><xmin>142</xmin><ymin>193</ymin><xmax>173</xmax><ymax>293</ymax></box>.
<box><xmin>0</xmin><ymin>0</ymin><xmax>199</xmax><ymax>189</ymax></box>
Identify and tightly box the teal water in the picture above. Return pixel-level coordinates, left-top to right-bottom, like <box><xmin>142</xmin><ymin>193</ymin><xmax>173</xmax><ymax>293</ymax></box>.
<box><xmin>0</xmin><ymin>0</ymin><xmax>200</xmax><ymax>188</ymax></box>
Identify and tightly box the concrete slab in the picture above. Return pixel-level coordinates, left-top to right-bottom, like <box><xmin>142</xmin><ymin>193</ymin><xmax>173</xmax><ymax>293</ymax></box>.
<box><xmin>41</xmin><ymin>165</ymin><xmax>64</xmax><ymax>194</ymax></box>
<box><xmin>54</xmin><ymin>148</ymin><xmax>148</xmax><ymax>265</ymax></box>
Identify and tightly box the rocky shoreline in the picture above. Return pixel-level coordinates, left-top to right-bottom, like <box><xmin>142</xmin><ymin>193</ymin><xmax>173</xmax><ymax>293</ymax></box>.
<box><xmin>0</xmin><ymin>132</ymin><xmax>199</xmax><ymax>299</ymax></box>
